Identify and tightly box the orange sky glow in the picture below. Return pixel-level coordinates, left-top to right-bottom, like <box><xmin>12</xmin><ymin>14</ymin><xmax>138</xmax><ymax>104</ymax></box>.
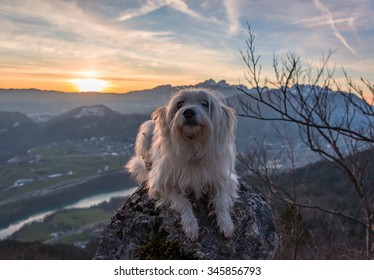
<box><xmin>0</xmin><ymin>0</ymin><xmax>372</xmax><ymax>94</ymax></box>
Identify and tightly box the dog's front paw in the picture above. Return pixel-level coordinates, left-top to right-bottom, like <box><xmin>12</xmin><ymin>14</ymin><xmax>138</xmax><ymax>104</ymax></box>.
<box><xmin>182</xmin><ymin>218</ymin><xmax>199</xmax><ymax>241</ymax></box>
<box><xmin>217</xmin><ymin>215</ymin><xmax>235</xmax><ymax>239</ymax></box>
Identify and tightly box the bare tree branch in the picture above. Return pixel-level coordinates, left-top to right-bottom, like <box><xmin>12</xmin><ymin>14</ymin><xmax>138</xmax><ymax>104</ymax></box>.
<box><xmin>238</xmin><ymin>24</ymin><xmax>374</xmax><ymax>259</ymax></box>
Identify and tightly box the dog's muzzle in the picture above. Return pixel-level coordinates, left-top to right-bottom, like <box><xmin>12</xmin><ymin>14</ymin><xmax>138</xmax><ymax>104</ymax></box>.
<box><xmin>183</xmin><ymin>108</ymin><xmax>198</xmax><ymax>126</ymax></box>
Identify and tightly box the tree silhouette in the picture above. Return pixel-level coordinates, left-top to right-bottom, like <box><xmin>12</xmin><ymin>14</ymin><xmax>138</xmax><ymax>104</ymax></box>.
<box><xmin>238</xmin><ymin>24</ymin><xmax>374</xmax><ymax>259</ymax></box>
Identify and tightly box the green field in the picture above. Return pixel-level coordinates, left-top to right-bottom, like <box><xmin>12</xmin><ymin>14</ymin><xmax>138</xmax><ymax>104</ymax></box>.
<box><xmin>0</xmin><ymin>142</ymin><xmax>128</xmax><ymax>199</ymax></box>
<box><xmin>10</xmin><ymin>197</ymin><xmax>125</xmax><ymax>246</ymax></box>
<box><xmin>0</xmin><ymin>140</ymin><xmax>134</xmax><ymax>231</ymax></box>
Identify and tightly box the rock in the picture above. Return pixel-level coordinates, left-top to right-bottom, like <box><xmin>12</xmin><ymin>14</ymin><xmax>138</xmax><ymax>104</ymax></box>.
<box><xmin>94</xmin><ymin>181</ymin><xmax>278</xmax><ymax>260</ymax></box>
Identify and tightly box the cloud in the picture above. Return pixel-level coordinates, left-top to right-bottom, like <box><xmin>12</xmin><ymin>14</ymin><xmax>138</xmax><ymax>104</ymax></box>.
<box><xmin>0</xmin><ymin>0</ymin><xmax>244</xmax><ymax>89</ymax></box>
<box><xmin>1</xmin><ymin>0</ymin><xmax>372</xmax><ymax>92</ymax></box>
<box><xmin>117</xmin><ymin>0</ymin><xmax>211</xmax><ymax>23</ymax></box>
<box><xmin>168</xmin><ymin>0</ymin><xmax>207</xmax><ymax>21</ymax></box>
<box><xmin>295</xmin><ymin>16</ymin><xmax>356</xmax><ymax>30</ymax></box>
<box><xmin>313</xmin><ymin>0</ymin><xmax>357</xmax><ymax>55</ymax></box>
<box><xmin>223</xmin><ymin>0</ymin><xmax>240</xmax><ymax>35</ymax></box>
<box><xmin>117</xmin><ymin>0</ymin><xmax>167</xmax><ymax>21</ymax></box>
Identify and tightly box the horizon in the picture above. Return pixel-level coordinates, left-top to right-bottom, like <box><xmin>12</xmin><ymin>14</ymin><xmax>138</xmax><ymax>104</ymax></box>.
<box><xmin>0</xmin><ymin>0</ymin><xmax>373</xmax><ymax>94</ymax></box>
<box><xmin>0</xmin><ymin>78</ymin><xmax>232</xmax><ymax>95</ymax></box>
<box><xmin>0</xmin><ymin>79</ymin><xmax>356</xmax><ymax>96</ymax></box>
<box><xmin>1</xmin><ymin>79</ymin><xmax>373</xmax><ymax>106</ymax></box>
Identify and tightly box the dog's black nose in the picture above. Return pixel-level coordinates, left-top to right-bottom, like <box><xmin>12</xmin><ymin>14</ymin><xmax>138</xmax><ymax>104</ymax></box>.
<box><xmin>183</xmin><ymin>108</ymin><xmax>196</xmax><ymax>120</ymax></box>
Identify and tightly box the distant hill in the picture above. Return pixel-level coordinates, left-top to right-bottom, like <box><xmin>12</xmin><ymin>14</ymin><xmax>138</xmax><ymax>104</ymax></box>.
<box><xmin>43</xmin><ymin>105</ymin><xmax>148</xmax><ymax>142</ymax></box>
<box><xmin>0</xmin><ymin>111</ymin><xmax>37</xmax><ymax>127</ymax></box>
<box><xmin>0</xmin><ymin>105</ymin><xmax>148</xmax><ymax>161</ymax></box>
<box><xmin>0</xmin><ymin>111</ymin><xmax>40</xmax><ymax>159</ymax></box>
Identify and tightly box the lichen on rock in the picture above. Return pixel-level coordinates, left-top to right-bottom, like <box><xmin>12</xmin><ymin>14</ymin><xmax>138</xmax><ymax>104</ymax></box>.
<box><xmin>94</xmin><ymin>181</ymin><xmax>278</xmax><ymax>260</ymax></box>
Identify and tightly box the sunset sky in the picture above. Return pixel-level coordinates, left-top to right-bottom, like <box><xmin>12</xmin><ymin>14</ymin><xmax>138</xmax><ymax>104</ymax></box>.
<box><xmin>0</xmin><ymin>0</ymin><xmax>373</xmax><ymax>93</ymax></box>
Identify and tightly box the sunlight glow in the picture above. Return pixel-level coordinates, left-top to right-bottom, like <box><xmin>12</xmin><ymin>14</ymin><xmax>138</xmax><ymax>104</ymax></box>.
<box><xmin>71</xmin><ymin>78</ymin><xmax>109</xmax><ymax>92</ymax></box>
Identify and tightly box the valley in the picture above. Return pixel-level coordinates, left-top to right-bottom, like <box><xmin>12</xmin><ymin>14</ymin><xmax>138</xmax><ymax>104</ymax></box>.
<box><xmin>0</xmin><ymin>102</ymin><xmax>147</xmax><ymax>250</ymax></box>
<box><xmin>1</xmin><ymin>80</ymin><xmax>372</xmax><ymax>259</ymax></box>
<box><xmin>0</xmin><ymin>138</ymin><xmax>137</xmax><ymax>247</ymax></box>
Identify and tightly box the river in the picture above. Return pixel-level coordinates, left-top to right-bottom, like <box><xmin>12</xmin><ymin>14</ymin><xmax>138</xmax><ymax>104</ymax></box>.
<box><xmin>0</xmin><ymin>187</ymin><xmax>137</xmax><ymax>240</ymax></box>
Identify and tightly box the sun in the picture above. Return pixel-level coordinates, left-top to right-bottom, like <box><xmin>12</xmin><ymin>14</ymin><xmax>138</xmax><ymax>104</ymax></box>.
<box><xmin>71</xmin><ymin>78</ymin><xmax>109</xmax><ymax>92</ymax></box>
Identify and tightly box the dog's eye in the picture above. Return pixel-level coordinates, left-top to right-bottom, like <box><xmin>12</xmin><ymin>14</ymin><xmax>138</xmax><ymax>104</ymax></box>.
<box><xmin>199</xmin><ymin>100</ymin><xmax>209</xmax><ymax>108</ymax></box>
<box><xmin>176</xmin><ymin>101</ymin><xmax>184</xmax><ymax>109</ymax></box>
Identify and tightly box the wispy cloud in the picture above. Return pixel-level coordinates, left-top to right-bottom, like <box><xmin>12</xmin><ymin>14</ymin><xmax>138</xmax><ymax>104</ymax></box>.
<box><xmin>117</xmin><ymin>0</ymin><xmax>168</xmax><ymax>21</ymax></box>
<box><xmin>0</xmin><ymin>0</ymin><xmax>245</xmax><ymax>91</ymax></box>
<box><xmin>0</xmin><ymin>0</ymin><xmax>372</xmax><ymax>92</ymax></box>
<box><xmin>295</xmin><ymin>16</ymin><xmax>356</xmax><ymax>30</ymax></box>
<box><xmin>117</xmin><ymin>0</ymin><xmax>211</xmax><ymax>23</ymax></box>
<box><xmin>313</xmin><ymin>0</ymin><xmax>357</xmax><ymax>55</ymax></box>
<box><xmin>223</xmin><ymin>0</ymin><xmax>240</xmax><ymax>35</ymax></box>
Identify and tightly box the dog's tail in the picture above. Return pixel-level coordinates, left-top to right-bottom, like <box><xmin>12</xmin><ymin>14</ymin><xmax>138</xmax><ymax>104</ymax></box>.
<box><xmin>125</xmin><ymin>120</ymin><xmax>155</xmax><ymax>184</ymax></box>
<box><xmin>125</xmin><ymin>156</ymin><xmax>148</xmax><ymax>184</ymax></box>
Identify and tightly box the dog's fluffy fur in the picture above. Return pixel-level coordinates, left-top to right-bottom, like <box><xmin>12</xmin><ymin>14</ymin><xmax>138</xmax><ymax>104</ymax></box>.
<box><xmin>126</xmin><ymin>88</ymin><xmax>238</xmax><ymax>240</ymax></box>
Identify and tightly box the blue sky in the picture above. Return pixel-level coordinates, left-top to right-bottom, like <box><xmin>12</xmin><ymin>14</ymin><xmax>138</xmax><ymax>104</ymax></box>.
<box><xmin>0</xmin><ymin>0</ymin><xmax>373</xmax><ymax>93</ymax></box>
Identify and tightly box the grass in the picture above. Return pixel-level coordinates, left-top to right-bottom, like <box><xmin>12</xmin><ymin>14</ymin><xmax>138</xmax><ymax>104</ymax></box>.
<box><xmin>0</xmin><ymin>140</ymin><xmax>133</xmax><ymax>229</ymax></box>
<box><xmin>0</xmin><ymin>170</ymin><xmax>130</xmax><ymax>229</ymax></box>
<box><xmin>0</xmin><ymin>153</ymin><xmax>125</xmax><ymax>200</ymax></box>
<box><xmin>52</xmin><ymin>208</ymin><xmax>109</xmax><ymax>227</ymax></box>
<box><xmin>11</xmin><ymin>207</ymin><xmax>112</xmax><ymax>243</ymax></box>
<box><xmin>0</xmin><ymin>140</ymin><xmax>132</xmax><ymax>245</ymax></box>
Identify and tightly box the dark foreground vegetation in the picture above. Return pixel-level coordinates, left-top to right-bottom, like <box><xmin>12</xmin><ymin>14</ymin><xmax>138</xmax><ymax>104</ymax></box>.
<box><xmin>241</xmin><ymin>150</ymin><xmax>373</xmax><ymax>259</ymax></box>
<box><xmin>0</xmin><ymin>239</ymin><xmax>96</xmax><ymax>260</ymax></box>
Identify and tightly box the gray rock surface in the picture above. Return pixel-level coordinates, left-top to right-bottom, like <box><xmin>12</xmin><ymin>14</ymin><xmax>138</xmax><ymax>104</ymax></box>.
<box><xmin>94</xmin><ymin>181</ymin><xmax>278</xmax><ymax>260</ymax></box>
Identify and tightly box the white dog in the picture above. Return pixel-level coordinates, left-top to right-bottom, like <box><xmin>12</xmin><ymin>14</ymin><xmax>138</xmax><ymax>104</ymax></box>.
<box><xmin>126</xmin><ymin>88</ymin><xmax>238</xmax><ymax>240</ymax></box>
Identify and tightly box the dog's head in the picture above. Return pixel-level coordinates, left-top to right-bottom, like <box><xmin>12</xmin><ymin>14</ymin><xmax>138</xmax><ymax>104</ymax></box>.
<box><xmin>152</xmin><ymin>88</ymin><xmax>237</xmax><ymax>156</ymax></box>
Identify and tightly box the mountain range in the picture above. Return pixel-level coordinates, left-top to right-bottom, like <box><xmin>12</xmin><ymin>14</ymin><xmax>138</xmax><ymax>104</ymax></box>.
<box><xmin>0</xmin><ymin>79</ymin><xmax>371</xmax><ymax>166</ymax></box>
<box><xmin>0</xmin><ymin>79</ymin><xmax>243</xmax><ymax>122</ymax></box>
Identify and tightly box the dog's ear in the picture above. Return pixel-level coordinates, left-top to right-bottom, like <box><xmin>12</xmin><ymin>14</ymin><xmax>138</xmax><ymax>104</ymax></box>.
<box><xmin>222</xmin><ymin>104</ymin><xmax>237</xmax><ymax>141</ymax></box>
<box><xmin>152</xmin><ymin>106</ymin><xmax>168</xmax><ymax>135</ymax></box>
<box><xmin>152</xmin><ymin>106</ymin><xmax>166</xmax><ymax>121</ymax></box>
